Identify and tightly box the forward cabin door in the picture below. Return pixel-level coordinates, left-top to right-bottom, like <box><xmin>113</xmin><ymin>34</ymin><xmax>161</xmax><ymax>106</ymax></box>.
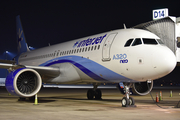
<box><xmin>102</xmin><ymin>33</ymin><xmax>117</xmax><ymax>61</ymax></box>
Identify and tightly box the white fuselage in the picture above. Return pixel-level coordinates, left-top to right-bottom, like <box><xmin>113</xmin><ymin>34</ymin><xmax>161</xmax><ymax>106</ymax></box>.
<box><xmin>18</xmin><ymin>29</ymin><xmax>176</xmax><ymax>84</ymax></box>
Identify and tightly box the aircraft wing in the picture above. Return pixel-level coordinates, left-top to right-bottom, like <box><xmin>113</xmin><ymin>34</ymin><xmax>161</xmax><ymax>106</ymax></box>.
<box><xmin>25</xmin><ymin>65</ymin><xmax>60</xmax><ymax>77</ymax></box>
<box><xmin>0</xmin><ymin>63</ymin><xmax>60</xmax><ymax>78</ymax></box>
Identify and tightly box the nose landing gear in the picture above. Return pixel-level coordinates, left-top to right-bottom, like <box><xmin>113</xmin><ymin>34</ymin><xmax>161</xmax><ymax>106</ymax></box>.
<box><xmin>121</xmin><ymin>83</ymin><xmax>135</xmax><ymax>107</ymax></box>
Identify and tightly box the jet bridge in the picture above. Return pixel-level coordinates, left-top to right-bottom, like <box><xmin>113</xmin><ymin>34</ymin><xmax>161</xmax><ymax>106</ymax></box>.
<box><xmin>133</xmin><ymin>16</ymin><xmax>180</xmax><ymax>63</ymax></box>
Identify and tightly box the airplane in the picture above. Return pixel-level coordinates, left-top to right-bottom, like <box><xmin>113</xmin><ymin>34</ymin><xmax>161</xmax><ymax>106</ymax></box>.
<box><xmin>0</xmin><ymin>15</ymin><xmax>176</xmax><ymax>107</ymax></box>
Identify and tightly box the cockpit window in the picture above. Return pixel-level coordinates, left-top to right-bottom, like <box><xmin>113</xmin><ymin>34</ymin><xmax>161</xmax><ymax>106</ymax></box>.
<box><xmin>132</xmin><ymin>38</ymin><xmax>142</xmax><ymax>46</ymax></box>
<box><xmin>124</xmin><ymin>39</ymin><xmax>133</xmax><ymax>47</ymax></box>
<box><xmin>125</xmin><ymin>38</ymin><xmax>160</xmax><ymax>47</ymax></box>
<box><xmin>157</xmin><ymin>39</ymin><xmax>164</xmax><ymax>44</ymax></box>
<box><xmin>143</xmin><ymin>38</ymin><xmax>158</xmax><ymax>45</ymax></box>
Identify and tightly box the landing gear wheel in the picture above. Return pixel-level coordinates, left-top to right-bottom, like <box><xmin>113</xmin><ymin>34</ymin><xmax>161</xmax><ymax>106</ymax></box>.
<box><xmin>95</xmin><ymin>89</ymin><xmax>102</xmax><ymax>100</ymax></box>
<box><xmin>129</xmin><ymin>97</ymin><xmax>135</xmax><ymax>105</ymax></box>
<box><xmin>122</xmin><ymin>97</ymin><xmax>129</xmax><ymax>107</ymax></box>
<box><xmin>87</xmin><ymin>89</ymin><xmax>94</xmax><ymax>100</ymax></box>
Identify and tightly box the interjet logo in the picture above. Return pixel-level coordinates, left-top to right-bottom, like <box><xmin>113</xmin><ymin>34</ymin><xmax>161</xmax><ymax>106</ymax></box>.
<box><xmin>73</xmin><ymin>34</ymin><xmax>107</xmax><ymax>48</ymax></box>
<box><xmin>17</xmin><ymin>28</ymin><xmax>23</xmax><ymax>48</ymax></box>
<box><xmin>73</xmin><ymin>41</ymin><xmax>80</xmax><ymax>48</ymax></box>
<box><xmin>18</xmin><ymin>28</ymin><xmax>23</xmax><ymax>42</ymax></box>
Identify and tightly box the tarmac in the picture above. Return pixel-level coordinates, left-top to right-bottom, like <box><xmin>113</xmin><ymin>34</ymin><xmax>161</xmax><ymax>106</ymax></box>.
<box><xmin>0</xmin><ymin>87</ymin><xmax>180</xmax><ymax>120</ymax></box>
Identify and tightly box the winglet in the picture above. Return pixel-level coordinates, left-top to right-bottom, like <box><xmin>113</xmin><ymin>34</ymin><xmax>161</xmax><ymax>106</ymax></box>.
<box><xmin>16</xmin><ymin>15</ymin><xmax>30</xmax><ymax>54</ymax></box>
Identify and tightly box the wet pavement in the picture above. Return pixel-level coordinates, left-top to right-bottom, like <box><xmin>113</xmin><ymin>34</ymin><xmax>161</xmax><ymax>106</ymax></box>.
<box><xmin>0</xmin><ymin>87</ymin><xmax>180</xmax><ymax>120</ymax></box>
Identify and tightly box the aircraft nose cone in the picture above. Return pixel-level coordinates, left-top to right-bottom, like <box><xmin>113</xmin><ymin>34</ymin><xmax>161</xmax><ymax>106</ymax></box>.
<box><xmin>152</xmin><ymin>47</ymin><xmax>176</xmax><ymax>77</ymax></box>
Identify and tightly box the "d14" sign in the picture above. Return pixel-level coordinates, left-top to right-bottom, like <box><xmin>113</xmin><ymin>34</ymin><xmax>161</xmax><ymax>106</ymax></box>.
<box><xmin>153</xmin><ymin>8</ymin><xmax>169</xmax><ymax>20</ymax></box>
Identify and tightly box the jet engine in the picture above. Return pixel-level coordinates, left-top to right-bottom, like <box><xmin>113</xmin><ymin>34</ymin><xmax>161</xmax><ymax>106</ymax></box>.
<box><xmin>5</xmin><ymin>68</ymin><xmax>42</xmax><ymax>97</ymax></box>
<box><xmin>132</xmin><ymin>81</ymin><xmax>153</xmax><ymax>95</ymax></box>
<box><xmin>117</xmin><ymin>81</ymin><xmax>153</xmax><ymax>95</ymax></box>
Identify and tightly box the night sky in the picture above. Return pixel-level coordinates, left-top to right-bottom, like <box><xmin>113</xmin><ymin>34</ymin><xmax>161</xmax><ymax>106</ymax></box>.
<box><xmin>1</xmin><ymin>1</ymin><xmax>180</xmax><ymax>55</ymax></box>
<box><xmin>0</xmin><ymin>1</ymin><xmax>180</xmax><ymax>84</ymax></box>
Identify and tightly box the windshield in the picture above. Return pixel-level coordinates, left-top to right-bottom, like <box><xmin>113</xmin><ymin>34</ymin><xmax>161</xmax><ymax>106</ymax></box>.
<box><xmin>142</xmin><ymin>38</ymin><xmax>158</xmax><ymax>45</ymax></box>
<box><xmin>124</xmin><ymin>39</ymin><xmax>133</xmax><ymax>47</ymax></box>
<box><xmin>132</xmin><ymin>38</ymin><xmax>142</xmax><ymax>46</ymax></box>
<box><xmin>124</xmin><ymin>38</ymin><xmax>160</xmax><ymax>47</ymax></box>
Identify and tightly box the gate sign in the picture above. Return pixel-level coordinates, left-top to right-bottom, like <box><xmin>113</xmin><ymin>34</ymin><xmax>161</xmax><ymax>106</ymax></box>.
<box><xmin>153</xmin><ymin>8</ymin><xmax>169</xmax><ymax>20</ymax></box>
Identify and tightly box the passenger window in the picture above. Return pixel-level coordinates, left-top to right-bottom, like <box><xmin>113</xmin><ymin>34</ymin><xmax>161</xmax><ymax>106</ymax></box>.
<box><xmin>91</xmin><ymin>46</ymin><xmax>94</xmax><ymax>51</ymax></box>
<box><xmin>74</xmin><ymin>49</ymin><xmax>76</xmax><ymax>53</ymax></box>
<box><xmin>85</xmin><ymin>47</ymin><xmax>87</xmax><ymax>52</ymax></box>
<box><xmin>94</xmin><ymin>46</ymin><xmax>97</xmax><ymax>50</ymax></box>
<box><xmin>56</xmin><ymin>52</ymin><xmax>59</xmax><ymax>56</ymax></box>
<box><xmin>124</xmin><ymin>39</ymin><xmax>133</xmax><ymax>47</ymax></box>
<box><xmin>132</xmin><ymin>38</ymin><xmax>142</xmax><ymax>46</ymax></box>
<box><xmin>143</xmin><ymin>38</ymin><xmax>158</xmax><ymax>45</ymax></box>
<box><xmin>98</xmin><ymin>45</ymin><xmax>100</xmax><ymax>49</ymax></box>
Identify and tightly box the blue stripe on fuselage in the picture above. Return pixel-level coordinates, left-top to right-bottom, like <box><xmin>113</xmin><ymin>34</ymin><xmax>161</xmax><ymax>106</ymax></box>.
<box><xmin>39</xmin><ymin>56</ymin><xmax>131</xmax><ymax>82</ymax></box>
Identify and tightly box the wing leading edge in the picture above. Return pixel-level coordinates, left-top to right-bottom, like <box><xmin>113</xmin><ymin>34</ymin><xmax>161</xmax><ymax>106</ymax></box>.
<box><xmin>0</xmin><ymin>63</ymin><xmax>60</xmax><ymax>78</ymax></box>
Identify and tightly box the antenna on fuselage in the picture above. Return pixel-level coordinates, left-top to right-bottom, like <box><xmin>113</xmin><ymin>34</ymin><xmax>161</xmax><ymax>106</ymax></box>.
<box><xmin>123</xmin><ymin>24</ymin><xmax>127</xmax><ymax>29</ymax></box>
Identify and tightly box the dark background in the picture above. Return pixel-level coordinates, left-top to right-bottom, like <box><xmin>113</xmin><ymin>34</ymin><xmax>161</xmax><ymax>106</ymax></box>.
<box><xmin>0</xmin><ymin>1</ymin><xmax>179</xmax><ymax>85</ymax></box>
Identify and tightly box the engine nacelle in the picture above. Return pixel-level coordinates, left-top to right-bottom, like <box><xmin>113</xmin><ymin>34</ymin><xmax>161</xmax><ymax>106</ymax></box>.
<box><xmin>5</xmin><ymin>68</ymin><xmax>42</xmax><ymax>97</ymax></box>
<box><xmin>132</xmin><ymin>81</ymin><xmax>153</xmax><ymax>95</ymax></box>
<box><xmin>117</xmin><ymin>81</ymin><xmax>153</xmax><ymax>95</ymax></box>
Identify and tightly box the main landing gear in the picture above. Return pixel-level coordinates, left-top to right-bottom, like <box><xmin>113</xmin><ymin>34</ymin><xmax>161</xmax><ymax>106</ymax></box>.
<box><xmin>86</xmin><ymin>83</ymin><xmax>135</xmax><ymax>107</ymax></box>
<box><xmin>87</xmin><ymin>84</ymin><xmax>102</xmax><ymax>100</ymax></box>
<box><xmin>121</xmin><ymin>83</ymin><xmax>135</xmax><ymax>107</ymax></box>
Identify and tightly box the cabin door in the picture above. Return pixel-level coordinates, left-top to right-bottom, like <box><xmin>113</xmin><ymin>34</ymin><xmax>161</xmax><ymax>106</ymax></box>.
<box><xmin>102</xmin><ymin>33</ymin><xmax>117</xmax><ymax>61</ymax></box>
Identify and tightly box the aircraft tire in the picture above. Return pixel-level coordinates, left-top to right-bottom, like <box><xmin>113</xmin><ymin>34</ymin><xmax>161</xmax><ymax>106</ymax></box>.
<box><xmin>129</xmin><ymin>97</ymin><xmax>135</xmax><ymax>105</ymax></box>
<box><xmin>87</xmin><ymin>89</ymin><xmax>94</xmax><ymax>100</ymax></box>
<box><xmin>122</xmin><ymin>97</ymin><xmax>129</xmax><ymax>107</ymax></box>
<box><xmin>95</xmin><ymin>89</ymin><xmax>102</xmax><ymax>100</ymax></box>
